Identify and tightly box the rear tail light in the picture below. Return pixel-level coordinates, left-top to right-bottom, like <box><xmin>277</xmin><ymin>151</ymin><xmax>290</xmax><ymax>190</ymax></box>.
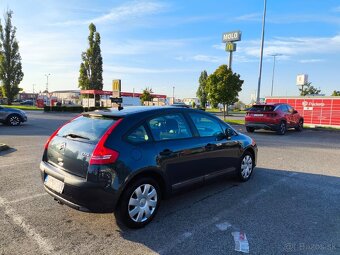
<box><xmin>90</xmin><ymin>119</ymin><xmax>122</xmax><ymax>165</ymax></box>
<box><xmin>44</xmin><ymin>128</ymin><xmax>60</xmax><ymax>150</ymax></box>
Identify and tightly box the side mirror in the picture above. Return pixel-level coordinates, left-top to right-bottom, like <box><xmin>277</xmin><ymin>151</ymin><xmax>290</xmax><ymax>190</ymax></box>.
<box><xmin>225</xmin><ymin>128</ymin><xmax>233</xmax><ymax>140</ymax></box>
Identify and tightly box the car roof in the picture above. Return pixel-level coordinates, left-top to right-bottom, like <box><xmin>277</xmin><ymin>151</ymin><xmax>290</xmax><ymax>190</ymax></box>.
<box><xmin>86</xmin><ymin>106</ymin><xmax>189</xmax><ymax>117</ymax></box>
<box><xmin>253</xmin><ymin>103</ymin><xmax>283</xmax><ymax>106</ymax></box>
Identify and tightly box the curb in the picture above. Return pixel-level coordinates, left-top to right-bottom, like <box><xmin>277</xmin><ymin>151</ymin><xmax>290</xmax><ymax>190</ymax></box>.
<box><xmin>0</xmin><ymin>143</ymin><xmax>10</xmax><ymax>152</ymax></box>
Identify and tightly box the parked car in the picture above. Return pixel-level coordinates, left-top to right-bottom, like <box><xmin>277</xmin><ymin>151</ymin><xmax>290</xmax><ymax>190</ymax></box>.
<box><xmin>0</xmin><ymin>106</ymin><xmax>28</xmax><ymax>126</ymax></box>
<box><xmin>245</xmin><ymin>103</ymin><xmax>304</xmax><ymax>135</ymax></box>
<box><xmin>171</xmin><ymin>102</ymin><xmax>190</xmax><ymax>108</ymax></box>
<box><xmin>41</xmin><ymin>106</ymin><xmax>257</xmax><ymax>228</ymax></box>
<box><xmin>20</xmin><ymin>100</ymin><xmax>34</xmax><ymax>105</ymax></box>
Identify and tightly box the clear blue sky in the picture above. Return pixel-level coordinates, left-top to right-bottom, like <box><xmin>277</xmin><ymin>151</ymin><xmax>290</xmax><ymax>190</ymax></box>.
<box><xmin>1</xmin><ymin>0</ymin><xmax>339</xmax><ymax>103</ymax></box>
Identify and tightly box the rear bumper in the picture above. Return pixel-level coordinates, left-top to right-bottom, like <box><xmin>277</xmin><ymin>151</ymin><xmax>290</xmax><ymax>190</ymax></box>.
<box><xmin>40</xmin><ymin>161</ymin><xmax>119</xmax><ymax>212</ymax></box>
<box><xmin>245</xmin><ymin>122</ymin><xmax>279</xmax><ymax>131</ymax></box>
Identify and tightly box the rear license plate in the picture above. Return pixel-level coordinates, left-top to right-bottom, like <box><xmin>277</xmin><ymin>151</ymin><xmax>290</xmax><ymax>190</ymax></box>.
<box><xmin>44</xmin><ymin>175</ymin><xmax>64</xmax><ymax>194</ymax></box>
<box><xmin>254</xmin><ymin>114</ymin><xmax>263</xmax><ymax>117</ymax></box>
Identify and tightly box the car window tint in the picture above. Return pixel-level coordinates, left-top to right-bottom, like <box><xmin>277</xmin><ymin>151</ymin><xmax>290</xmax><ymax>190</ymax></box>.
<box><xmin>249</xmin><ymin>105</ymin><xmax>275</xmax><ymax>112</ymax></box>
<box><xmin>281</xmin><ymin>105</ymin><xmax>289</xmax><ymax>112</ymax></box>
<box><xmin>148</xmin><ymin>114</ymin><xmax>192</xmax><ymax>141</ymax></box>
<box><xmin>127</xmin><ymin>125</ymin><xmax>149</xmax><ymax>143</ymax></box>
<box><xmin>286</xmin><ymin>104</ymin><xmax>293</xmax><ymax>113</ymax></box>
<box><xmin>189</xmin><ymin>113</ymin><xmax>223</xmax><ymax>137</ymax></box>
<box><xmin>57</xmin><ymin>116</ymin><xmax>117</xmax><ymax>142</ymax></box>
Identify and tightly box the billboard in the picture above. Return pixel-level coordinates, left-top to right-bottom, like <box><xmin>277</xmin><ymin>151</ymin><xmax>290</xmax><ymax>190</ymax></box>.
<box><xmin>296</xmin><ymin>74</ymin><xmax>308</xmax><ymax>86</ymax></box>
<box><xmin>265</xmin><ymin>97</ymin><xmax>340</xmax><ymax>127</ymax></box>
<box><xmin>222</xmin><ymin>31</ymin><xmax>242</xmax><ymax>43</ymax></box>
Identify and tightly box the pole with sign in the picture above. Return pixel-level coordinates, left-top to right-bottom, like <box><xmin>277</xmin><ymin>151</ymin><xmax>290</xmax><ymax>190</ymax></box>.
<box><xmin>222</xmin><ymin>31</ymin><xmax>241</xmax><ymax>70</ymax></box>
<box><xmin>112</xmin><ymin>79</ymin><xmax>122</xmax><ymax>109</ymax></box>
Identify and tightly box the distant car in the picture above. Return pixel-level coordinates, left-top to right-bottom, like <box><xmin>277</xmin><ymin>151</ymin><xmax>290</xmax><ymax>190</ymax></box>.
<box><xmin>245</xmin><ymin>103</ymin><xmax>304</xmax><ymax>135</ymax></box>
<box><xmin>20</xmin><ymin>100</ymin><xmax>34</xmax><ymax>105</ymax></box>
<box><xmin>0</xmin><ymin>106</ymin><xmax>28</xmax><ymax>126</ymax></box>
<box><xmin>171</xmin><ymin>103</ymin><xmax>190</xmax><ymax>108</ymax></box>
<box><xmin>41</xmin><ymin>106</ymin><xmax>257</xmax><ymax>228</ymax></box>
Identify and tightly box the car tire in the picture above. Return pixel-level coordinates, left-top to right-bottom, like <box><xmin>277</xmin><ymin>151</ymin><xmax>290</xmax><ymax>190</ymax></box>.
<box><xmin>295</xmin><ymin>119</ymin><xmax>303</xmax><ymax>131</ymax></box>
<box><xmin>276</xmin><ymin>121</ymin><xmax>286</xmax><ymax>135</ymax></box>
<box><xmin>236</xmin><ymin>151</ymin><xmax>254</xmax><ymax>182</ymax></box>
<box><xmin>6</xmin><ymin>114</ymin><xmax>22</xmax><ymax>126</ymax></box>
<box><xmin>246</xmin><ymin>127</ymin><xmax>255</xmax><ymax>133</ymax></box>
<box><xmin>116</xmin><ymin>177</ymin><xmax>161</xmax><ymax>228</ymax></box>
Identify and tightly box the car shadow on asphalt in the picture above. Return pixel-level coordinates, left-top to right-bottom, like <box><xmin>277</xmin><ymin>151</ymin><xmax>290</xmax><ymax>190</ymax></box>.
<box><xmin>0</xmin><ymin>147</ymin><xmax>17</xmax><ymax>156</ymax></box>
<box><xmin>114</xmin><ymin>167</ymin><xmax>340</xmax><ymax>255</ymax></box>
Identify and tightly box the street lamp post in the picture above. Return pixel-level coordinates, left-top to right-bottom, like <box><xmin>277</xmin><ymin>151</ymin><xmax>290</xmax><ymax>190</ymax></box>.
<box><xmin>269</xmin><ymin>53</ymin><xmax>282</xmax><ymax>97</ymax></box>
<box><xmin>45</xmin><ymin>73</ymin><xmax>51</xmax><ymax>92</ymax></box>
<box><xmin>256</xmin><ymin>0</ymin><xmax>267</xmax><ymax>103</ymax></box>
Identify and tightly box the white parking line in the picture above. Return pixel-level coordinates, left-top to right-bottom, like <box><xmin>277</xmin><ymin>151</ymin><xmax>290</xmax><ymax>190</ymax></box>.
<box><xmin>216</xmin><ymin>221</ymin><xmax>232</xmax><ymax>231</ymax></box>
<box><xmin>0</xmin><ymin>161</ymin><xmax>38</xmax><ymax>168</ymax></box>
<box><xmin>0</xmin><ymin>196</ymin><xmax>55</xmax><ymax>254</ymax></box>
<box><xmin>5</xmin><ymin>193</ymin><xmax>48</xmax><ymax>204</ymax></box>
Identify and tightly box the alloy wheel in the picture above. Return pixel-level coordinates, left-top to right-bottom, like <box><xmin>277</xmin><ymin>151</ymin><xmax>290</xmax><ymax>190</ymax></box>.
<box><xmin>9</xmin><ymin>116</ymin><xmax>20</xmax><ymax>126</ymax></box>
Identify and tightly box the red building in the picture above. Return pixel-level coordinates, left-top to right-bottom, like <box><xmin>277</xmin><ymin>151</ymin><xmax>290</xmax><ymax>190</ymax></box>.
<box><xmin>265</xmin><ymin>96</ymin><xmax>340</xmax><ymax>128</ymax></box>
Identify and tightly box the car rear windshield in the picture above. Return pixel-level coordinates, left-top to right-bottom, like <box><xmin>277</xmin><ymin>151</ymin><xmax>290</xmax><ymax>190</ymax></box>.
<box><xmin>57</xmin><ymin>115</ymin><xmax>119</xmax><ymax>143</ymax></box>
<box><xmin>248</xmin><ymin>105</ymin><xmax>275</xmax><ymax>112</ymax></box>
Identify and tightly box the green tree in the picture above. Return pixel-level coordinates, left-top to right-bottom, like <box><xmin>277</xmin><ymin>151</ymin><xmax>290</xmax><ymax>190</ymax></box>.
<box><xmin>0</xmin><ymin>10</ymin><xmax>24</xmax><ymax>105</ymax></box>
<box><xmin>206</xmin><ymin>65</ymin><xmax>243</xmax><ymax>119</ymax></box>
<box><xmin>331</xmin><ymin>90</ymin><xmax>340</xmax><ymax>96</ymax></box>
<box><xmin>196</xmin><ymin>70</ymin><xmax>208</xmax><ymax>109</ymax></box>
<box><xmin>140</xmin><ymin>87</ymin><xmax>153</xmax><ymax>105</ymax></box>
<box><xmin>78</xmin><ymin>23</ymin><xmax>103</xmax><ymax>90</ymax></box>
<box><xmin>299</xmin><ymin>82</ymin><xmax>321</xmax><ymax>96</ymax></box>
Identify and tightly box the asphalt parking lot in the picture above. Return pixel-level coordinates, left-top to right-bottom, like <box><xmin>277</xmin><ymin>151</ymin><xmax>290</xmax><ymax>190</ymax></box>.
<box><xmin>0</xmin><ymin>111</ymin><xmax>339</xmax><ymax>255</ymax></box>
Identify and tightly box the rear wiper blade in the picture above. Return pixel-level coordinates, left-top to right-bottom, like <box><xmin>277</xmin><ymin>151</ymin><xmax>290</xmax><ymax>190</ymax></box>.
<box><xmin>63</xmin><ymin>133</ymin><xmax>90</xmax><ymax>140</ymax></box>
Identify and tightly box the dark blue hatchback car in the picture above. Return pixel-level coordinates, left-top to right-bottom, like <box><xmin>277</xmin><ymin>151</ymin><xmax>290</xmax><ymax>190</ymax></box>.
<box><xmin>41</xmin><ymin>106</ymin><xmax>257</xmax><ymax>228</ymax></box>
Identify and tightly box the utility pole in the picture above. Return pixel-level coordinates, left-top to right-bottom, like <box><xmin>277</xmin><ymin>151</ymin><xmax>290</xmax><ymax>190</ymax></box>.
<box><xmin>256</xmin><ymin>0</ymin><xmax>267</xmax><ymax>103</ymax></box>
<box><xmin>45</xmin><ymin>73</ymin><xmax>51</xmax><ymax>92</ymax></box>
<box><xmin>269</xmin><ymin>53</ymin><xmax>282</xmax><ymax>96</ymax></box>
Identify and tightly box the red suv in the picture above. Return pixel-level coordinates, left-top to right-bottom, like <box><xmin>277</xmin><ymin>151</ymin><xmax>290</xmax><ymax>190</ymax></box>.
<box><xmin>245</xmin><ymin>103</ymin><xmax>304</xmax><ymax>135</ymax></box>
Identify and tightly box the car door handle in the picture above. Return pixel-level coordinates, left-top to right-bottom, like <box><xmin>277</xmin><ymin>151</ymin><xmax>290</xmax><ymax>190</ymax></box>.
<box><xmin>159</xmin><ymin>149</ymin><xmax>173</xmax><ymax>156</ymax></box>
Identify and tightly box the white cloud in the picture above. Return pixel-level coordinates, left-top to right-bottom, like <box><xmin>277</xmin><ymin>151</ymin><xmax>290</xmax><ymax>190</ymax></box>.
<box><xmin>233</xmin><ymin>12</ymin><xmax>340</xmax><ymax>25</ymax></box>
<box><xmin>105</xmin><ymin>65</ymin><xmax>196</xmax><ymax>74</ymax></box>
<box><xmin>53</xmin><ymin>0</ymin><xmax>167</xmax><ymax>26</ymax></box>
<box><xmin>191</xmin><ymin>55</ymin><xmax>224</xmax><ymax>63</ymax></box>
<box><xmin>103</xmin><ymin>38</ymin><xmax>189</xmax><ymax>56</ymax></box>
<box><xmin>332</xmin><ymin>6</ymin><xmax>340</xmax><ymax>12</ymax></box>
<box><xmin>299</xmin><ymin>59</ymin><xmax>324</xmax><ymax>64</ymax></box>
<box><xmin>234</xmin><ymin>13</ymin><xmax>262</xmax><ymax>22</ymax></box>
<box><xmin>240</xmin><ymin>34</ymin><xmax>340</xmax><ymax>58</ymax></box>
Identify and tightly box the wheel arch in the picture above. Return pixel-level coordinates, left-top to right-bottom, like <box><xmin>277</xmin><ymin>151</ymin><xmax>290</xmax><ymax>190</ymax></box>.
<box><xmin>116</xmin><ymin>168</ymin><xmax>169</xmax><ymax>208</ymax></box>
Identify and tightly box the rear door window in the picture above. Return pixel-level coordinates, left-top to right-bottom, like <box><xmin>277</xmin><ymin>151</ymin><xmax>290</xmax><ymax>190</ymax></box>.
<box><xmin>57</xmin><ymin>115</ymin><xmax>118</xmax><ymax>143</ymax></box>
<box><xmin>276</xmin><ymin>105</ymin><xmax>289</xmax><ymax>113</ymax></box>
<box><xmin>127</xmin><ymin>125</ymin><xmax>149</xmax><ymax>143</ymax></box>
<box><xmin>147</xmin><ymin>114</ymin><xmax>192</xmax><ymax>141</ymax></box>
<box><xmin>188</xmin><ymin>112</ymin><xmax>224</xmax><ymax>137</ymax></box>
